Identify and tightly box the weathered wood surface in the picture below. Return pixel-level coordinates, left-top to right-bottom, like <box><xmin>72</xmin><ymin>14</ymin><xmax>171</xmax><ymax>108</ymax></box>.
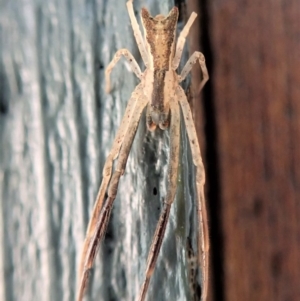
<box><xmin>1</xmin><ymin>0</ymin><xmax>300</xmax><ymax>300</ymax></box>
<box><xmin>207</xmin><ymin>0</ymin><xmax>300</xmax><ymax>300</ymax></box>
<box><xmin>0</xmin><ymin>0</ymin><xmax>204</xmax><ymax>301</ymax></box>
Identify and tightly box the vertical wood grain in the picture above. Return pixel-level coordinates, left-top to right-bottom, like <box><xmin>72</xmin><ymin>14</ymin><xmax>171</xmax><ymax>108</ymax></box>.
<box><xmin>0</xmin><ymin>0</ymin><xmax>202</xmax><ymax>300</ymax></box>
<box><xmin>209</xmin><ymin>0</ymin><xmax>300</xmax><ymax>300</ymax></box>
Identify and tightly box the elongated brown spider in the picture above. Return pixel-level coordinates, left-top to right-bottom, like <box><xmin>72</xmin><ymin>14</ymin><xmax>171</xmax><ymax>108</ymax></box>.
<box><xmin>76</xmin><ymin>1</ymin><xmax>209</xmax><ymax>300</ymax></box>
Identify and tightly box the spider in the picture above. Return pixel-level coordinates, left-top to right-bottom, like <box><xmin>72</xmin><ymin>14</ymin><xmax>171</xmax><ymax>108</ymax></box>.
<box><xmin>76</xmin><ymin>1</ymin><xmax>209</xmax><ymax>300</ymax></box>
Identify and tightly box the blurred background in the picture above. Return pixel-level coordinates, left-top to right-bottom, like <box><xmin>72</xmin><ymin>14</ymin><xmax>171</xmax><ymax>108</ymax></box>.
<box><xmin>0</xmin><ymin>0</ymin><xmax>299</xmax><ymax>301</ymax></box>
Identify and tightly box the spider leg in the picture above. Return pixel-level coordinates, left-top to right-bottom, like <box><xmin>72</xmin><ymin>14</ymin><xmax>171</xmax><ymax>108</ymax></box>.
<box><xmin>177</xmin><ymin>86</ymin><xmax>209</xmax><ymax>301</ymax></box>
<box><xmin>172</xmin><ymin>12</ymin><xmax>197</xmax><ymax>71</ymax></box>
<box><xmin>178</xmin><ymin>51</ymin><xmax>209</xmax><ymax>94</ymax></box>
<box><xmin>137</xmin><ymin>99</ymin><xmax>180</xmax><ymax>301</ymax></box>
<box><xmin>78</xmin><ymin>84</ymin><xmax>143</xmax><ymax>278</ymax></box>
<box><xmin>126</xmin><ymin>0</ymin><xmax>149</xmax><ymax>67</ymax></box>
<box><xmin>105</xmin><ymin>49</ymin><xmax>142</xmax><ymax>93</ymax></box>
<box><xmin>77</xmin><ymin>85</ymin><xmax>147</xmax><ymax>301</ymax></box>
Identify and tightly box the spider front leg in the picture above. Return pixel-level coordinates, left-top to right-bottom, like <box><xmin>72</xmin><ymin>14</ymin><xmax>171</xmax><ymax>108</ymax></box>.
<box><xmin>126</xmin><ymin>0</ymin><xmax>149</xmax><ymax>67</ymax></box>
<box><xmin>137</xmin><ymin>99</ymin><xmax>181</xmax><ymax>301</ymax></box>
<box><xmin>178</xmin><ymin>51</ymin><xmax>209</xmax><ymax>94</ymax></box>
<box><xmin>76</xmin><ymin>87</ymin><xmax>148</xmax><ymax>301</ymax></box>
<box><xmin>105</xmin><ymin>49</ymin><xmax>142</xmax><ymax>93</ymax></box>
<box><xmin>172</xmin><ymin>12</ymin><xmax>197</xmax><ymax>70</ymax></box>
<box><xmin>177</xmin><ymin>86</ymin><xmax>209</xmax><ymax>301</ymax></box>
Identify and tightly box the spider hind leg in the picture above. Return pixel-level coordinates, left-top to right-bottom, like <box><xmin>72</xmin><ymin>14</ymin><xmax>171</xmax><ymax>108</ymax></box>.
<box><xmin>137</xmin><ymin>99</ymin><xmax>180</xmax><ymax>301</ymax></box>
<box><xmin>76</xmin><ymin>87</ymin><xmax>148</xmax><ymax>301</ymax></box>
<box><xmin>177</xmin><ymin>86</ymin><xmax>209</xmax><ymax>301</ymax></box>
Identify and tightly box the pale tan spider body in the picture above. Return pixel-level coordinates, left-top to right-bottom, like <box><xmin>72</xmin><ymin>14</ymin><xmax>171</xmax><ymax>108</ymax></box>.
<box><xmin>140</xmin><ymin>8</ymin><xmax>178</xmax><ymax>129</ymax></box>
<box><xmin>77</xmin><ymin>1</ymin><xmax>209</xmax><ymax>301</ymax></box>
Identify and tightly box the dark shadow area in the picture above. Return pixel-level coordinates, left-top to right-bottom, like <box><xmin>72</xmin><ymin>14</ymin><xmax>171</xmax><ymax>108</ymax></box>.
<box><xmin>0</xmin><ymin>64</ymin><xmax>10</xmax><ymax>116</ymax></box>
<box><xmin>198</xmin><ymin>0</ymin><xmax>225</xmax><ymax>300</ymax></box>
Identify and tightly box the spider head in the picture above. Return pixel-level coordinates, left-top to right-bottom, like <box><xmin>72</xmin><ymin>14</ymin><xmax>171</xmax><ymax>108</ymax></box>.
<box><xmin>141</xmin><ymin>6</ymin><xmax>178</xmax><ymax>70</ymax></box>
<box><xmin>140</xmin><ymin>7</ymin><xmax>179</xmax><ymax>131</ymax></box>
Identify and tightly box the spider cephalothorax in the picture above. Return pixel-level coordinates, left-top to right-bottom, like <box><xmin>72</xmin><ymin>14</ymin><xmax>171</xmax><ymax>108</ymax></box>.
<box><xmin>141</xmin><ymin>7</ymin><xmax>179</xmax><ymax>130</ymax></box>
<box><xmin>141</xmin><ymin>7</ymin><xmax>178</xmax><ymax>70</ymax></box>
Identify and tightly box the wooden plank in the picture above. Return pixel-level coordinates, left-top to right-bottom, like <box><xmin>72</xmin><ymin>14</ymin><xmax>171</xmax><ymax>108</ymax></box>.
<box><xmin>209</xmin><ymin>0</ymin><xmax>300</xmax><ymax>300</ymax></box>
<box><xmin>0</xmin><ymin>0</ymin><xmax>207</xmax><ymax>300</ymax></box>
